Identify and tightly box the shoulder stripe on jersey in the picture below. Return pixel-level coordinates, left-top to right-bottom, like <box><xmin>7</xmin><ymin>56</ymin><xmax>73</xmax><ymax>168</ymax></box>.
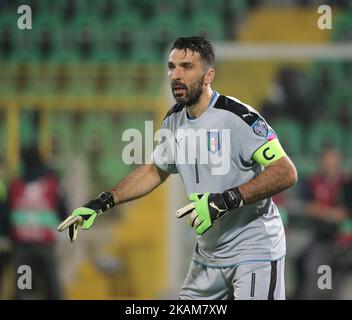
<box><xmin>213</xmin><ymin>95</ymin><xmax>259</xmax><ymax>126</ymax></box>
<box><xmin>163</xmin><ymin>103</ymin><xmax>184</xmax><ymax>121</ymax></box>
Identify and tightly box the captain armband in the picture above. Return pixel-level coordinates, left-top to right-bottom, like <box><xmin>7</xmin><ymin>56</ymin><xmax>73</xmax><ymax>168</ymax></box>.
<box><xmin>252</xmin><ymin>139</ymin><xmax>286</xmax><ymax>167</ymax></box>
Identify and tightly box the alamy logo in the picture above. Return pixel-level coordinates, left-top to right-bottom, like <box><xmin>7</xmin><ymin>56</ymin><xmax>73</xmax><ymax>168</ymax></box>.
<box><xmin>17</xmin><ymin>265</ymin><xmax>32</xmax><ymax>290</ymax></box>
<box><xmin>317</xmin><ymin>265</ymin><xmax>332</xmax><ymax>290</ymax></box>
<box><xmin>122</xmin><ymin>121</ymin><xmax>231</xmax><ymax>175</ymax></box>
<box><xmin>175</xmin><ymin>137</ymin><xmax>183</xmax><ymax>148</ymax></box>
<box><xmin>317</xmin><ymin>5</ymin><xmax>332</xmax><ymax>30</ymax></box>
<box><xmin>17</xmin><ymin>5</ymin><xmax>32</xmax><ymax>30</ymax></box>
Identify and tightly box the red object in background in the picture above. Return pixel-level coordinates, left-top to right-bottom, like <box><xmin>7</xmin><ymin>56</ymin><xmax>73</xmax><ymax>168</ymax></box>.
<box><xmin>273</xmin><ymin>192</ymin><xmax>284</xmax><ymax>206</ymax></box>
<box><xmin>309</xmin><ymin>174</ymin><xmax>345</xmax><ymax>208</ymax></box>
<box><xmin>8</xmin><ymin>175</ymin><xmax>60</xmax><ymax>244</ymax></box>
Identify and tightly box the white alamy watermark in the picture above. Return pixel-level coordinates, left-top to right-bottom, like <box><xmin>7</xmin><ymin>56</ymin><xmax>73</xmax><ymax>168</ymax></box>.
<box><xmin>17</xmin><ymin>5</ymin><xmax>32</xmax><ymax>30</ymax></box>
<box><xmin>17</xmin><ymin>265</ymin><xmax>32</xmax><ymax>290</ymax></box>
<box><xmin>317</xmin><ymin>265</ymin><xmax>332</xmax><ymax>290</ymax></box>
<box><xmin>317</xmin><ymin>5</ymin><xmax>332</xmax><ymax>30</ymax></box>
<box><xmin>122</xmin><ymin>121</ymin><xmax>231</xmax><ymax>175</ymax></box>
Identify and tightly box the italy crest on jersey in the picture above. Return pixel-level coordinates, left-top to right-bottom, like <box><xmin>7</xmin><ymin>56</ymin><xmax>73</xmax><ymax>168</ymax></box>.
<box><xmin>207</xmin><ymin>130</ymin><xmax>220</xmax><ymax>153</ymax></box>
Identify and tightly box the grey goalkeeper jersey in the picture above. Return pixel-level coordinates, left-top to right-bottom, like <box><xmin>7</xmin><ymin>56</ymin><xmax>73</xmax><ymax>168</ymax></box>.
<box><xmin>152</xmin><ymin>91</ymin><xmax>286</xmax><ymax>267</ymax></box>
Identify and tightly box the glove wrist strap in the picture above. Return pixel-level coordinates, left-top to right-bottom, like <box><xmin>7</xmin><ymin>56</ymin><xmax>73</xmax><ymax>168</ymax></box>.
<box><xmin>98</xmin><ymin>191</ymin><xmax>115</xmax><ymax>212</ymax></box>
<box><xmin>222</xmin><ymin>187</ymin><xmax>244</xmax><ymax>210</ymax></box>
<box><xmin>84</xmin><ymin>191</ymin><xmax>115</xmax><ymax>213</ymax></box>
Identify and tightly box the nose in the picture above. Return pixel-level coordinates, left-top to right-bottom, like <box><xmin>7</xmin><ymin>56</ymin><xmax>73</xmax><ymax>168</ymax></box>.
<box><xmin>170</xmin><ymin>66</ymin><xmax>183</xmax><ymax>81</ymax></box>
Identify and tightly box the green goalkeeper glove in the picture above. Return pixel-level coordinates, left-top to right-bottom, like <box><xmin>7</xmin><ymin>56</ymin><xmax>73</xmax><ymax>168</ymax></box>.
<box><xmin>57</xmin><ymin>191</ymin><xmax>115</xmax><ymax>242</ymax></box>
<box><xmin>176</xmin><ymin>188</ymin><xmax>244</xmax><ymax>235</ymax></box>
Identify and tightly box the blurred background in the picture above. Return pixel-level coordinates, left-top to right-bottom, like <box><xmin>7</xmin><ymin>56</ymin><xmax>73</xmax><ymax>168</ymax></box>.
<box><xmin>0</xmin><ymin>0</ymin><xmax>352</xmax><ymax>300</ymax></box>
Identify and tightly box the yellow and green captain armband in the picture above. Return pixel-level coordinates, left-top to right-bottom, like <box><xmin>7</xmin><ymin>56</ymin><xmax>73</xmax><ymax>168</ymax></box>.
<box><xmin>252</xmin><ymin>139</ymin><xmax>286</xmax><ymax>167</ymax></box>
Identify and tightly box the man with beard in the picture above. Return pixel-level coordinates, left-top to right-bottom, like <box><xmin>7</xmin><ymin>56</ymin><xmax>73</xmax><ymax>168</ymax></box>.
<box><xmin>58</xmin><ymin>37</ymin><xmax>297</xmax><ymax>300</ymax></box>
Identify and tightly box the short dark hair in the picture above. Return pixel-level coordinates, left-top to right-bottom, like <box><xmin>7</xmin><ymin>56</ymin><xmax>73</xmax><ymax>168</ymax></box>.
<box><xmin>170</xmin><ymin>36</ymin><xmax>215</xmax><ymax>69</ymax></box>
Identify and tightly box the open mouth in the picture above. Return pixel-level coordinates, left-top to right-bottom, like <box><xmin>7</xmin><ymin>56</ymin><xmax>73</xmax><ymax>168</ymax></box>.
<box><xmin>172</xmin><ymin>86</ymin><xmax>187</xmax><ymax>95</ymax></box>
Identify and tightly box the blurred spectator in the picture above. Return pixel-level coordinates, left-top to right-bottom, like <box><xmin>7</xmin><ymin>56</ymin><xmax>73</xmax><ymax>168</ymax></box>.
<box><xmin>261</xmin><ymin>67</ymin><xmax>318</xmax><ymax>125</ymax></box>
<box><xmin>5</xmin><ymin>144</ymin><xmax>67</xmax><ymax>299</ymax></box>
<box><xmin>0</xmin><ymin>156</ymin><xmax>10</xmax><ymax>296</ymax></box>
<box><xmin>294</xmin><ymin>147</ymin><xmax>352</xmax><ymax>299</ymax></box>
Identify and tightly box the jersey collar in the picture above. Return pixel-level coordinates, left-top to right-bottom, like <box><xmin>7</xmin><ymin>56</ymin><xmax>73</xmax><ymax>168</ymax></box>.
<box><xmin>186</xmin><ymin>90</ymin><xmax>219</xmax><ymax>122</ymax></box>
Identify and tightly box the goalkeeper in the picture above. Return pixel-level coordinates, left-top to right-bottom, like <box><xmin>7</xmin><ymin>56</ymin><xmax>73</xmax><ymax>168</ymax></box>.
<box><xmin>58</xmin><ymin>37</ymin><xmax>297</xmax><ymax>300</ymax></box>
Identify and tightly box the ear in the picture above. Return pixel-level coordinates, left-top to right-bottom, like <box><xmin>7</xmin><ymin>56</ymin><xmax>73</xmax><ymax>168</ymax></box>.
<box><xmin>204</xmin><ymin>68</ymin><xmax>215</xmax><ymax>85</ymax></box>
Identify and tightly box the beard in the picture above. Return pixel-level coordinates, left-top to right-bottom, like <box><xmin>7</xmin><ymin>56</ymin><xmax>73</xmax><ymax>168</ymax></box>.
<box><xmin>171</xmin><ymin>73</ymin><xmax>205</xmax><ymax>106</ymax></box>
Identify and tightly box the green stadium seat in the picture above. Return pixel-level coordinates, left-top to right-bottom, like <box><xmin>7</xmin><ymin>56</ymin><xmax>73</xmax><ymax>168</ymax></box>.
<box><xmin>186</xmin><ymin>13</ymin><xmax>225</xmax><ymax>41</ymax></box>
<box><xmin>10</xmin><ymin>57</ymin><xmax>37</xmax><ymax>93</ymax></box>
<box><xmin>50</xmin><ymin>112</ymin><xmax>74</xmax><ymax>155</ymax></box>
<box><xmin>271</xmin><ymin>118</ymin><xmax>303</xmax><ymax>159</ymax></box>
<box><xmin>32</xmin><ymin>0</ymin><xmax>58</xmax><ymax>13</ymax></box>
<box><xmin>79</xmin><ymin>112</ymin><xmax>114</xmax><ymax>152</ymax></box>
<box><xmin>48</xmin><ymin>51</ymin><xmax>78</xmax><ymax>93</ymax></box>
<box><xmin>0</xmin><ymin>13</ymin><xmax>23</xmax><ymax>61</ymax></box>
<box><xmin>308</xmin><ymin>60</ymin><xmax>345</xmax><ymax>103</ymax></box>
<box><xmin>10</xmin><ymin>48</ymin><xmax>40</xmax><ymax>63</ymax></box>
<box><xmin>129</xmin><ymin>50</ymin><xmax>161</xmax><ymax>63</ymax></box>
<box><xmin>0</xmin><ymin>112</ymin><xmax>7</xmax><ymax>152</ymax></box>
<box><xmin>107</xmin><ymin>14</ymin><xmax>144</xmax><ymax>61</ymax></box>
<box><xmin>307</xmin><ymin>120</ymin><xmax>344</xmax><ymax>157</ymax></box>
<box><xmin>51</xmin><ymin>50</ymin><xmax>79</xmax><ymax>63</ymax></box>
<box><xmin>152</xmin><ymin>0</ymin><xmax>178</xmax><ymax>16</ymax></box>
<box><xmin>153</xmin><ymin>0</ymin><xmax>220</xmax><ymax>19</ymax></box>
<box><xmin>20</xmin><ymin>110</ymin><xmax>38</xmax><ymax>147</ymax></box>
<box><xmin>173</xmin><ymin>0</ymin><xmax>204</xmax><ymax>16</ymax></box>
<box><xmin>332</xmin><ymin>13</ymin><xmax>352</xmax><ymax>42</ymax></box>
<box><xmin>147</xmin><ymin>15</ymin><xmax>182</xmax><ymax>59</ymax></box>
<box><xmin>202</xmin><ymin>0</ymin><xmax>247</xmax><ymax>16</ymax></box>
<box><xmin>120</xmin><ymin>61</ymin><xmax>159</xmax><ymax>93</ymax></box>
<box><xmin>57</xmin><ymin>0</ymin><xmax>89</xmax><ymax>20</ymax></box>
<box><xmin>91</xmin><ymin>51</ymin><xmax>119</xmax><ymax>63</ymax></box>
<box><xmin>0</xmin><ymin>60</ymin><xmax>12</xmax><ymax>94</ymax></box>
<box><xmin>90</xmin><ymin>0</ymin><xmax>131</xmax><ymax>20</ymax></box>
<box><xmin>186</xmin><ymin>0</ymin><xmax>246</xmax><ymax>39</ymax></box>
<box><xmin>326</xmin><ymin>88</ymin><xmax>352</xmax><ymax>127</ymax></box>
<box><xmin>127</xmin><ymin>60</ymin><xmax>164</xmax><ymax>93</ymax></box>
<box><xmin>98</xmin><ymin>154</ymin><xmax>131</xmax><ymax>188</ymax></box>
<box><xmin>32</xmin><ymin>16</ymin><xmax>62</xmax><ymax>60</ymax></box>
<box><xmin>69</xmin><ymin>15</ymin><xmax>103</xmax><ymax>59</ymax></box>
<box><xmin>131</xmin><ymin>0</ymin><xmax>160</xmax><ymax>19</ymax></box>
<box><xmin>340</xmin><ymin>61</ymin><xmax>352</xmax><ymax>85</ymax></box>
<box><xmin>121</xmin><ymin>112</ymin><xmax>148</xmax><ymax>135</ymax></box>
<box><xmin>91</xmin><ymin>62</ymin><xmax>116</xmax><ymax>94</ymax></box>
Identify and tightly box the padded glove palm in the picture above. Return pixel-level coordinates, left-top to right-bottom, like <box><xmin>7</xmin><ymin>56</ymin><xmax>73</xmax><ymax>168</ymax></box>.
<box><xmin>176</xmin><ymin>188</ymin><xmax>243</xmax><ymax>235</ymax></box>
<box><xmin>58</xmin><ymin>192</ymin><xmax>114</xmax><ymax>242</ymax></box>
